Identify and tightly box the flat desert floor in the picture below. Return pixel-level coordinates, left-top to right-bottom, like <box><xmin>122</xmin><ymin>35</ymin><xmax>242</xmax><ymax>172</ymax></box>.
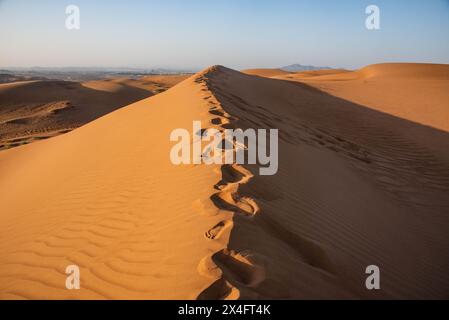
<box><xmin>0</xmin><ymin>63</ymin><xmax>448</xmax><ymax>299</ymax></box>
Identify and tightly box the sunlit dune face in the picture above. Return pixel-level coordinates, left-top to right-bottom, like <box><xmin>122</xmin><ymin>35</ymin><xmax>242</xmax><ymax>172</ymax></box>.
<box><xmin>1</xmin><ymin>64</ymin><xmax>449</xmax><ymax>299</ymax></box>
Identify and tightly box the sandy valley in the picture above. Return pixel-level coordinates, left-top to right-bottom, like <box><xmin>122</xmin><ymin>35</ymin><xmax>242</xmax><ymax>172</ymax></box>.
<box><xmin>0</xmin><ymin>75</ymin><xmax>189</xmax><ymax>150</ymax></box>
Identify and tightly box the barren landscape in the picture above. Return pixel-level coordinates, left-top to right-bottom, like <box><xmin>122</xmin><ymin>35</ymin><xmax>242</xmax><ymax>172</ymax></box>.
<box><xmin>0</xmin><ymin>74</ymin><xmax>189</xmax><ymax>150</ymax></box>
<box><xmin>0</xmin><ymin>63</ymin><xmax>448</xmax><ymax>299</ymax></box>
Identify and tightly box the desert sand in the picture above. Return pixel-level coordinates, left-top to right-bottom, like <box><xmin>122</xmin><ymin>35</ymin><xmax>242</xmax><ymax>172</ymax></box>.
<box><xmin>273</xmin><ymin>63</ymin><xmax>449</xmax><ymax>132</ymax></box>
<box><xmin>0</xmin><ymin>63</ymin><xmax>448</xmax><ymax>299</ymax></box>
<box><xmin>242</xmin><ymin>68</ymin><xmax>291</xmax><ymax>78</ymax></box>
<box><xmin>0</xmin><ymin>75</ymin><xmax>188</xmax><ymax>150</ymax></box>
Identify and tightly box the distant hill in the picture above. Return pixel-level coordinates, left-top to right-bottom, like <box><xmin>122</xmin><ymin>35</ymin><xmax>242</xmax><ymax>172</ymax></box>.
<box><xmin>281</xmin><ymin>64</ymin><xmax>332</xmax><ymax>72</ymax></box>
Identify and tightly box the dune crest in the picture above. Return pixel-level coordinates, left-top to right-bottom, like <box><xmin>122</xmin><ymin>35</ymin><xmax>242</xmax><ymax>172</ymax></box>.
<box><xmin>1</xmin><ymin>64</ymin><xmax>449</xmax><ymax>299</ymax></box>
<box><xmin>189</xmin><ymin>66</ymin><xmax>263</xmax><ymax>299</ymax></box>
<box><xmin>193</xmin><ymin>65</ymin><xmax>449</xmax><ymax>299</ymax></box>
<box><xmin>242</xmin><ymin>68</ymin><xmax>291</xmax><ymax>78</ymax></box>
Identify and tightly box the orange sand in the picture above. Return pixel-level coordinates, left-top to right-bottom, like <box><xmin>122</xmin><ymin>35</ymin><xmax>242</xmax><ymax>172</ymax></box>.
<box><xmin>0</xmin><ymin>64</ymin><xmax>448</xmax><ymax>299</ymax></box>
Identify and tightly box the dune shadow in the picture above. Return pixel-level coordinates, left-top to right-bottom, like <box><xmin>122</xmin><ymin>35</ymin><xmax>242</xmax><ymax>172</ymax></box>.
<box><xmin>206</xmin><ymin>69</ymin><xmax>449</xmax><ymax>299</ymax></box>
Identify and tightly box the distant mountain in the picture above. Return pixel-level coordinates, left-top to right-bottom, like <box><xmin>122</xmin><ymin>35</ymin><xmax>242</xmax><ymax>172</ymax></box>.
<box><xmin>281</xmin><ymin>64</ymin><xmax>332</xmax><ymax>72</ymax></box>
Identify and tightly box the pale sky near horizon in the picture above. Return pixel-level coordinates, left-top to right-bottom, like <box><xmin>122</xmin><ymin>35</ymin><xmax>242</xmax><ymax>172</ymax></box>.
<box><xmin>1</xmin><ymin>0</ymin><xmax>448</xmax><ymax>70</ymax></box>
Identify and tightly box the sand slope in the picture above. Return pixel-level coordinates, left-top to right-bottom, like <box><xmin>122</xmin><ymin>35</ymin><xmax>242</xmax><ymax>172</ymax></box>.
<box><xmin>83</xmin><ymin>74</ymin><xmax>189</xmax><ymax>93</ymax></box>
<box><xmin>0</xmin><ymin>73</ymin><xmax>226</xmax><ymax>299</ymax></box>
<box><xmin>242</xmin><ymin>68</ymin><xmax>291</xmax><ymax>78</ymax></box>
<box><xmin>273</xmin><ymin>69</ymin><xmax>350</xmax><ymax>80</ymax></box>
<box><xmin>202</xmin><ymin>65</ymin><xmax>449</xmax><ymax>299</ymax></box>
<box><xmin>0</xmin><ymin>64</ymin><xmax>448</xmax><ymax>299</ymax></box>
<box><xmin>275</xmin><ymin>63</ymin><xmax>449</xmax><ymax>132</ymax></box>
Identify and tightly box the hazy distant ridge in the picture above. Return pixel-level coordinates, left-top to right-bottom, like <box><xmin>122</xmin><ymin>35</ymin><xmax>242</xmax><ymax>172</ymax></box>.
<box><xmin>281</xmin><ymin>64</ymin><xmax>332</xmax><ymax>72</ymax></box>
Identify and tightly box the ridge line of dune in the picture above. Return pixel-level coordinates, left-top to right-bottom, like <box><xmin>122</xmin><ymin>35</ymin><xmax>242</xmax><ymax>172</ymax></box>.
<box><xmin>190</xmin><ymin>67</ymin><xmax>264</xmax><ymax>300</ymax></box>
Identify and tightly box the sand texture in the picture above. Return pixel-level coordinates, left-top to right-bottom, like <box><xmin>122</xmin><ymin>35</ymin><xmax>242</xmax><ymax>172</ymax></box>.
<box><xmin>0</xmin><ymin>64</ymin><xmax>448</xmax><ymax>299</ymax></box>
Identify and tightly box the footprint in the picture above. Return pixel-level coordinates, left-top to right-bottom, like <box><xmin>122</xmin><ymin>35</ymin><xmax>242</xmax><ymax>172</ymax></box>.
<box><xmin>209</xmin><ymin>109</ymin><xmax>234</xmax><ymax>120</ymax></box>
<box><xmin>213</xmin><ymin>249</ymin><xmax>266</xmax><ymax>287</ymax></box>
<box><xmin>210</xmin><ymin>191</ymin><xmax>258</xmax><ymax>217</ymax></box>
<box><xmin>197</xmin><ymin>278</ymin><xmax>239</xmax><ymax>300</ymax></box>
<box><xmin>205</xmin><ymin>220</ymin><xmax>233</xmax><ymax>240</ymax></box>
<box><xmin>198</xmin><ymin>254</ymin><xmax>223</xmax><ymax>279</ymax></box>
<box><xmin>215</xmin><ymin>165</ymin><xmax>245</xmax><ymax>189</ymax></box>
<box><xmin>196</xmin><ymin>249</ymin><xmax>265</xmax><ymax>300</ymax></box>
<box><xmin>211</xmin><ymin>163</ymin><xmax>258</xmax><ymax>217</ymax></box>
<box><xmin>193</xmin><ymin>78</ymin><xmax>264</xmax><ymax>300</ymax></box>
<box><xmin>211</xmin><ymin>117</ymin><xmax>230</xmax><ymax>125</ymax></box>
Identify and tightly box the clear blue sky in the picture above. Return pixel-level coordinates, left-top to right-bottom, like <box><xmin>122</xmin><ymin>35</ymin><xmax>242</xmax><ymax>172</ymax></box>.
<box><xmin>1</xmin><ymin>0</ymin><xmax>448</xmax><ymax>70</ymax></box>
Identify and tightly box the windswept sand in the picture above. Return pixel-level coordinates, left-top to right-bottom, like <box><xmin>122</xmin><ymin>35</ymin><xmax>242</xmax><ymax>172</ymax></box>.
<box><xmin>274</xmin><ymin>68</ymin><xmax>350</xmax><ymax>79</ymax></box>
<box><xmin>242</xmin><ymin>68</ymin><xmax>291</xmax><ymax>78</ymax></box>
<box><xmin>0</xmin><ymin>73</ymin><xmax>223</xmax><ymax>299</ymax></box>
<box><xmin>275</xmin><ymin>63</ymin><xmax>449</xmax><ymax>132</ymax></box>
<box><xmin>0</xmin><ymin>64</ymin><xmax>448</xmax><ymax>299</ymax></box>
<box><xmin>83</xmin><ymin>74</ymin><xmax>190</xmax><ymax>93</ymax></box>
<box><xmin>0</xmin><ymin>75</ymin><xmax>188</xmax><ymax>150</ymax></box>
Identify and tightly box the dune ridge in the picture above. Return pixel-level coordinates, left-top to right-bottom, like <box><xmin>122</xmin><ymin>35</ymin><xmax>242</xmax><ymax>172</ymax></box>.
<box><xmin>191</xmin><ymin>67</ymin><xmax>264</xmax><ymax>299</ymax></box>
<box><xmin>0</xmin><ymin>64</ymin><xmax>448</xmax><ymax>299</ymax></box>
<box><xmin>194</xmin><ymin>65</ymin><xmax>449</xmax><ymax>299</ymax></box>
<box><xmin>242</xmin><ymin>68</ymin><xmax>291</xmax><ymax>78</ymax></box>
<box><xmin>0</xmin><ymin>71</ymin><xmax>227</xmax><ymax>299</ymax></box>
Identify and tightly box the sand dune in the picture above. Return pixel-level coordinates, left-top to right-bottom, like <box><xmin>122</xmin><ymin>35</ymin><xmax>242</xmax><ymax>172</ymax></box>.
<box><xmin>0</xmin><ymin>73</ymin><xmax>222</xmax><ymax>299</ymax></box>
<box><xmin>0</xmin><ymin>64</ymin><xmax>448</xmax><ymax>299</ymax></box>
<box><xmin>0</xmin><ymin>75</ymin><xmax>188</xmax><ymax>150</ymax></box>
<box><xmin>244</xmin><ymin>68</ymin><xmax>349</xmax><ymax>80</ymax></box>
<box><xmin>274</xmin><ymin>69</ymin><xmax>350</xmax><ymax>80</ymax></box>
<box><xmin>242</xmin><ymin>68</ymin><xmax>291</xmax><ymax>78</ymax></box>
<box><xmin>275</xmin><ymin>63</ymin><xmax>449</xmax><ymax>132</ymax></box>
<box><xmin>200</xmin><ymin>65</ymin><xmax>449</xmax><ymax>299</ymax></box>
<box><xmin>83</xmin><ymin>74</ymin><xmax>189</xmax><ymax>93</ymax></box>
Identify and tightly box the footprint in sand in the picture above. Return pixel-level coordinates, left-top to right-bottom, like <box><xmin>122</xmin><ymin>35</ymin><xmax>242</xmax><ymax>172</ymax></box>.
<box><xmin>210</xmin><ymin>191</ymin><xmax>259</xmax><ymax>217</ymax></box>
<box><xmin>197</xmin><ymin>249</ymin><xmax>266</xmax><ymax>300</ymax></box>
<box><xmin>194</xmin><ymin>75</ymin><xmax>264</xmax><ymax>300</ymax></box>
<box><xmin>205</xmin><ymin>220</ymin><xmax>233</xmax><ymax>240</ymax></box>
